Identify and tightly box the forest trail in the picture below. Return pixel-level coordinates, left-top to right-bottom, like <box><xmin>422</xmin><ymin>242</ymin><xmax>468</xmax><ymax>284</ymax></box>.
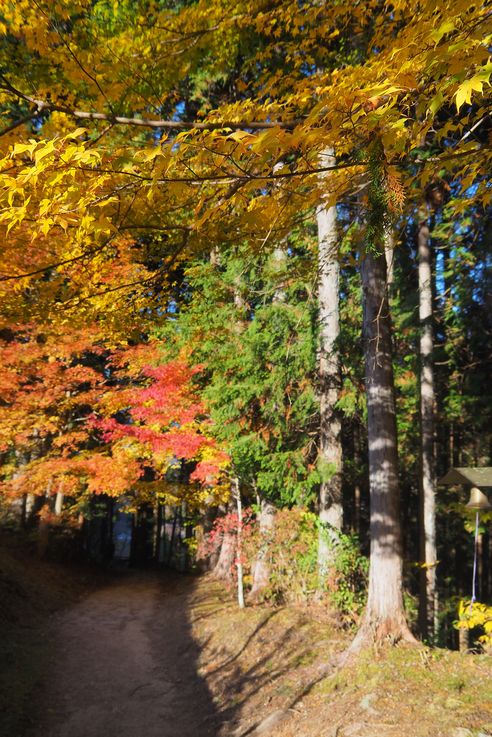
<box><xmin>30</xmin><ymin>571</ymin><xmax>220</xmax><ymax>737</ymax></box>
<box><xmin>6</xmin><ymin>559</ymin><xmax>492</xmax><ymax>737</ymax></box>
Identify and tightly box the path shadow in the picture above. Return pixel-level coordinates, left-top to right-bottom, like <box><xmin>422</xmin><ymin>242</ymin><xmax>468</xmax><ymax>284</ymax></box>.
<box><xmin>24</xmin><ymin>569</ymin><xmax>222</xmax><ymax>737</ymax></box>
<box><xmin>151</xmin><ymin>571</ymin><xmax>223</xmax><ymax>737</ymax></box>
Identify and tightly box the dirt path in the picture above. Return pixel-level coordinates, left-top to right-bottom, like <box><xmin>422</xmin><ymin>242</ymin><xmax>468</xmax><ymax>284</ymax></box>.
<box><xmin>31</xmin><ymin>571</ymin><xmax>220</xmax><ymax>737</ymax></box>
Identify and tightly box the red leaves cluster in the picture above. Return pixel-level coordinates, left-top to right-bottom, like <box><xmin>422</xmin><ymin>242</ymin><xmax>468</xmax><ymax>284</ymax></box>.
<box><xmin>0</xmin><ymin>325</ymin><xmax>104</xmax><ymax>453</ymax></box>
<box><xmin>94</xmin><ymin>351</ymin><xmax>228</xmax><ymax>488</ymax></box>
<box><xmin>198</xmin><ymin>508</ymin><xmax>255</xmax><ymax>569</ymax></box>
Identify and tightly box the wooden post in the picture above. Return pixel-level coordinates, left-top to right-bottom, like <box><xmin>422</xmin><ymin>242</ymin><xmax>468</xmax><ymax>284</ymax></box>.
<box><xmin>233</xmin><ymin>478</ymin><xmax>245</xmax><ymax>609</ymax></box>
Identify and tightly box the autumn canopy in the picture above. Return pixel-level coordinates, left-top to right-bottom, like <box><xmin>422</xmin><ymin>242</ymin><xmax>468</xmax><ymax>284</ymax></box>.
<box><xmin>0</xmin><ymin>0</ymin><xmax>491</xmax><ymax>645</ymax></box>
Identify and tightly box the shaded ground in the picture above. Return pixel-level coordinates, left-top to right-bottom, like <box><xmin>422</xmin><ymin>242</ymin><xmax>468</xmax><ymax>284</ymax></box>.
<box><xmin>29</xmin><ymin>571</ymin><xmax>220</xmax><ymax>737</ymax></box>
<box><xmin>0</xmin><ymin>533</ymin><xmax>96</xmax><ymax>737</ymax></box>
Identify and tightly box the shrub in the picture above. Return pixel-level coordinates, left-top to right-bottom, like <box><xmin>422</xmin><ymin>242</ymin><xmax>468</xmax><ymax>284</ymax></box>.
<box><xmin>319</xmin><ymin>523</ymin><xmax>369</xmax><ymax>624</ymax></box>
<box><xmin>247</xmin><ymin>508</ymin><xmax>368</xmax><ymax>623</ymax></box>
<box><xmin>200</xmin><ymin>506</ymin><xmax>369</xmax><ymax>624</ymax></box>
<box><xmin>455</xmin><ymin>599</ymin><xmax>492</xmax><ymax>651</ymax></box>
<box><xmin>198</xmin><ymin>507</ymin><xmax>255</xmax><ymax>576</ymax></box>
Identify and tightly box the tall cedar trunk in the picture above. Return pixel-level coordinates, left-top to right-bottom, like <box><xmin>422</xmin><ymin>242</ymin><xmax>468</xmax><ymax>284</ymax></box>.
<box><xmin>417</xmin><ymin>218</ymin><xmax>437</xmax><ymax>641</ymax></box>
<box><xmin>249</xmin><ymin>498</ymin><xmax>276</xmax><ymax>600</ymax></box>
<box><xmin>350</xmin><ymin>248</ymin><xmax>415</xmax><ymax>650</ymax></box>
<box><xmin>316</xmin><ymin>148</ymin><xmax>343</xmax><ymax>574</ymax></box>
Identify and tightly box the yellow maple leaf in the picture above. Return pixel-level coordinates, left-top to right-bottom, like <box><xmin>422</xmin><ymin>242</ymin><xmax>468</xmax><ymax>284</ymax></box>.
<box><xmin>455</xmin><ymin>76</ymin><xmax>484</xmax><ymax>112</ymax></box>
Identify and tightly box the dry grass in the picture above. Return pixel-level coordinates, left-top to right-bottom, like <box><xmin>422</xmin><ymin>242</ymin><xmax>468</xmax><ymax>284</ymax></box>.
<box><xmin>188</xmin><ymin>576</ymin><xmax>492</xmax><ymax>737</ymax></box>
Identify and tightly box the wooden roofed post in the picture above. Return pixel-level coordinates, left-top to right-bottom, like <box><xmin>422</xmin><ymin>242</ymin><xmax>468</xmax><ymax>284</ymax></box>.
<box><xmin>439</xmin><ymin>468</ymin><xmax>492</xmax><ymax>649</ymax></box>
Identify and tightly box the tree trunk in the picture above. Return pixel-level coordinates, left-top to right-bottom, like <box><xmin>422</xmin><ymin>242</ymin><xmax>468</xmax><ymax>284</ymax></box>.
<box><xmin>417</xmin><ymin>217</ymin><xmax>438</xmax><ymax>642</ymax></box>
<box><xmin>196</xmin><ymin>505</ymin><xmax>219</xmax><ymax>571</ymax></box>
<box><xmin>384</xmin><ymin>229</ymin><xmax>395</xmax><ymax>291</ymax></box>
<box><xmin>272</xmin><ymin>246</ymin><xmax>286</xmax><ymax>303</ymax></box>
<box><xmin>459</xmin><ymin>626</ymin><xmax>469</xmax><ymax>652</ymax></box>
<box><xmin>54</xmin><ymin>480</ymin><xmax>64</xmax><ymax>516</ymax></box>
<box><xmin>167</xmin><ymin>510</ymin><xmax>178</xmax><ymax>566</ymax></box>
<box><xmin>353</xmin><ymin>421</ymin><xmax>363</xmax><ymax>536</ymax></box>
<box><xmin>316</xmin><ymin>148</ymin><xmax>343</xmax><ymax>575</ymax></box>
<box><xmin>249</xmin><ymin>498</ymin><xmax>276</xmax><ymax>600</ymax></box>
<box><xmin>213</xmin><ymin>501</ymin><xmax>236</xmax><ymax>582</ymax></box>
<box><xmin>350</xmin><ymin>248</ymin><xmax>415</xmax><ymax>651</ymax></box>
<box><xmin>37</xmin><ymin>480</ymin><xmax>52</xmax><ymax>558</ymax></box>
<box><xmin>154</xmin><ymin>502</ymin><xmax>163</xmax><ymax>562</ymax></box>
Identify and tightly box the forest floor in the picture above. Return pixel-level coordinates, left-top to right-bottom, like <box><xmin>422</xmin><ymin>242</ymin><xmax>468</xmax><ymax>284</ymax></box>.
<box><xmin>191</xmin><ymin>578</ymin><xmax>492</xmax><ymax>737</ymax></box>
<box><xmin>1</xmin><ymin>547</ymin><xmax>491</xmax><ymax>737</ymax></box>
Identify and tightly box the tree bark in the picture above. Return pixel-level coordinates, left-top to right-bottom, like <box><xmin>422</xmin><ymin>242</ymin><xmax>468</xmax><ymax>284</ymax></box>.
<box><xmin>316</xmin><ymin>148</ymin><xmax>343</xmax><ymax>575</ymax></box>
<box><xmin>350</xmin><ymin>248</ymin><xmax>415</xmax><ymax>651</ymax></box>
<box><xmin>384</xmin><ymin>229</ymin><xmax>395</xmax><ymax>291</ymax></box>
<box><xmin>249</xmin><ymin>498</ymin><xmax>276</xmax><ymax>600</ymax></box>
<box><xmin>417</xmin><ymin>217</ymin><xmax>438</xmax><ymax>642</ymax></box>
<box><xmin>197</xmin><ymin>505</ymin><xmax>219</xmax><ymax>571</ymax></box>
<box><xmin>213</xmin><ymin>501</ymin><xmax>236</xmax><ymax>582</ymax></box>
<box><xmin>272</xmin><ymin>246</ymin><xmax>287</xmax><ymax>303</ymax></box>
<box><xmin>154</xmin><ymin>502</ymin><xmax>163</xmax><ymax>562</ymax></box>
<box><xmin>54</xmin><ymin>480</ymin><xmax>64</xmax><ymax>516</ymax></box>
<box><xmin>37</xmin><ymin>480</ymin><xmax>52</xmax><ymax>558</ymax></box>
<box><xmin>353</xmin><ymin>421</ymin><xmax>363</xmax><ymax>536</ymax></box>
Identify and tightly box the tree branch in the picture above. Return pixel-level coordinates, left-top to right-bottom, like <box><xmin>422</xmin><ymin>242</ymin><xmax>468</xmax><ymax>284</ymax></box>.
<box><xmin>0</xmin><ymin>238</ymin><xmax>115</xmax><ymax>282</ymax></box>
<box><xmin>0</xmin><ymin>112</ymin><xmax>38</xmax><ymax>138</ymax></box>
<box><xmin>0</xmin><ymin>77</ymin><xmax>302</xmax><ymax>131</ymax></box>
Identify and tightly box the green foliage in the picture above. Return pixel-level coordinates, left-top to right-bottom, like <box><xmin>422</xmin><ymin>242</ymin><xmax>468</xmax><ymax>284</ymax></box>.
<box><xmin>162</xmin><ymin>242</ymin><xmax>320</xmax><ymax>507</ymax></box>
<box><xmin>366</xmin><ymin>140</ymin><xmax>391</xmax><ymax>254</ymax></box>
<box><xmin>317</xmin><ymin>520</ymin><xmax>369</xmax><ymax>624</ymax></box>
<box><xmin>242</xmin><ymin>508</ymin><xmax>368</xmax><ymax>624</ymax></box>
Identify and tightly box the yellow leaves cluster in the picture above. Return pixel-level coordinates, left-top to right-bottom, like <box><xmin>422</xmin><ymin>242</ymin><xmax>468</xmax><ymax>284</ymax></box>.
<box><xmin>456</xmin><ymin>600</ymin><xmax>492</xmax><ymax>648</ymax></box>
<box><xmin>0</xmin><ymin>131</ymin><xmax>115</xmax><ymax>277</ymax></box>
<box><xmin>455</xmin><ymin>62</ymin><xmax>492</xmax><ymax>111</ymax></box>
<box><xmin>0</xmin><ymin>0</ymin><xmax>489</xmax><ymax>305</ymax></box>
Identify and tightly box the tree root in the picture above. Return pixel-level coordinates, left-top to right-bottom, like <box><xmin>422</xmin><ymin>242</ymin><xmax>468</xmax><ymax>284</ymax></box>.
<box><xmin>340</xmin><ymin>616</ymin><xmax>419</xmax><ymax>666</ymax></box>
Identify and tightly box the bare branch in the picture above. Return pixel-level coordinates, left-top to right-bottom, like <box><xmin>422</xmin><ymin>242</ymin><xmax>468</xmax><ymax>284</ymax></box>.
<box><xmin>0</xmin><ymin>112</ymin><xmax>37</xmax><ymax>137</ymax></box>
<box><xmin>0</xmin><ymin>238</ymin><xmax>115</xmax><ymax>282</ymax></box>
<box><xmin>0</xmin><ymin>77</ymin><xmax>302</xmax><ymax>131</ymax></box>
